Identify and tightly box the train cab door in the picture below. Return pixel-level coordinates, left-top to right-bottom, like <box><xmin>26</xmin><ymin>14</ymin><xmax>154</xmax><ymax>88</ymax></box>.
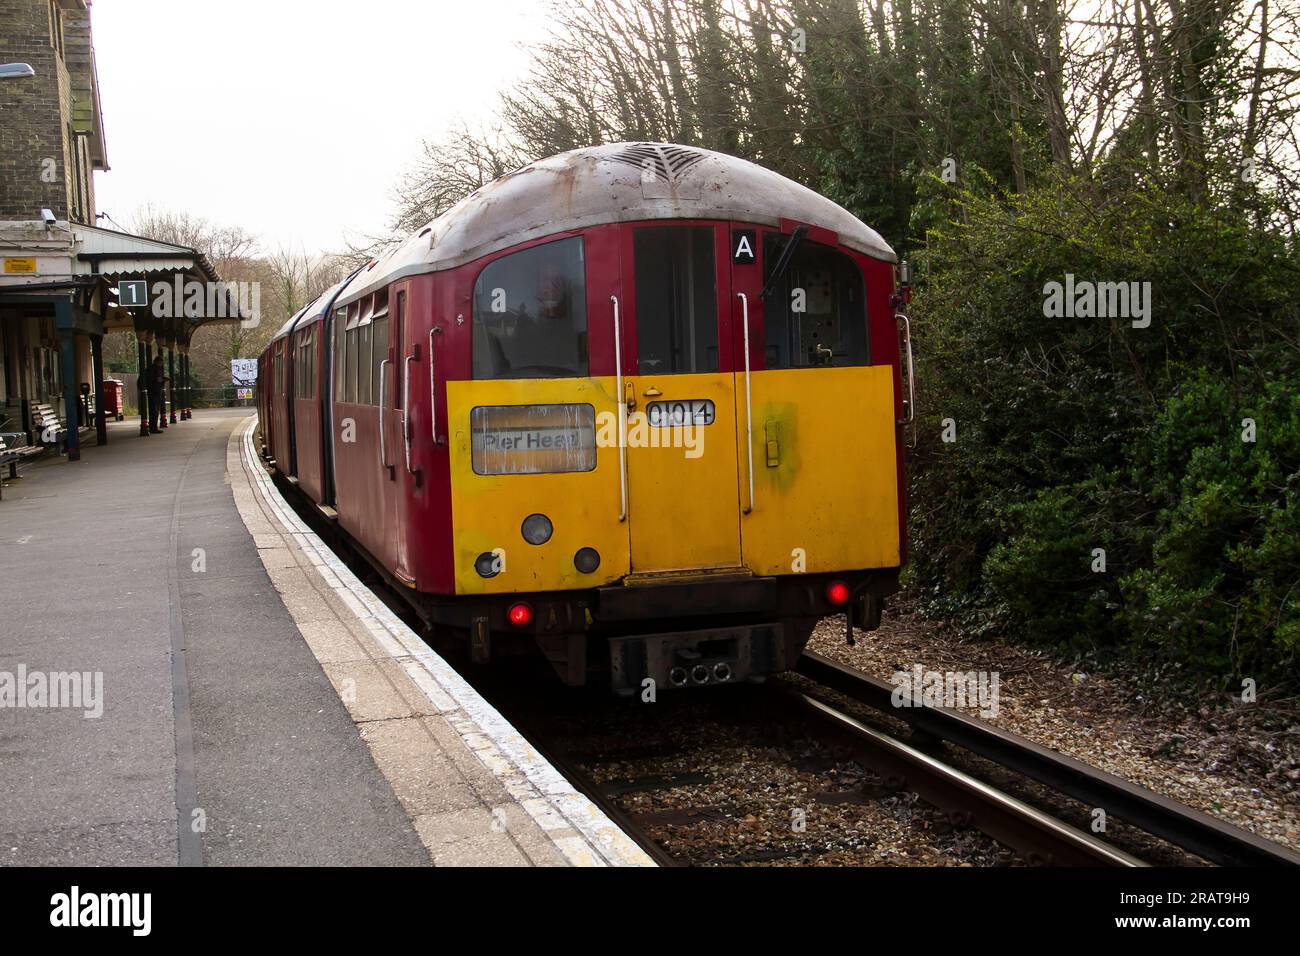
<box><xmin>623</xmin><ymin>223</ymin><xmax>743</xmax><ymax>574</ymax></box>
<box><xmin>381</xmin><ymin>284</ymin><xmax>415</xmax><ymax>585</ymax></box>
<box><xmin>731</xmin><ymin>226</ymin><xmax>901</xmax><ymax>575</ymax></box>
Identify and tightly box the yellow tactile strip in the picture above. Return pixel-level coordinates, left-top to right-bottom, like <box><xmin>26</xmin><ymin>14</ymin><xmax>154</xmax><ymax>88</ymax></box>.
<box><xmin>227</xmin><ymin>417</ymin><xmax>654</xmax><ymax>867</ymax></box>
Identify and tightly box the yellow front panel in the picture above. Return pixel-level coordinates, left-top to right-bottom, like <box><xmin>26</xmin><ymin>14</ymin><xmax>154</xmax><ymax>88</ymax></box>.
<box><xmin>447</xmin><ymin>377</ymin><xmax>629</xmax><ymax>594</ymax></box>
<box><xmin>737</xmin><ymin>365</ymin><xmax>900</xmax><ymax>574</ymax></box>
<box><xmin>626</xmin><ymin>372</ymin><xmax>741</xmax><ymax>572</ymax></box>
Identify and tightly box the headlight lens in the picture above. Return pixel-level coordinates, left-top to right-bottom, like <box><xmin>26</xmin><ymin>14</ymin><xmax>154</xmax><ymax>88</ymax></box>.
<box><xmin>574</xmin><ymin>547</ymin><xmax>601</xmax><ymax>574</ymax></box>
<box><xmin>475</xmin><ymin>551</ymin><xmax>501</xmax><ymax>578</ymax></box>
<box><xmin>521</xmin><ymin>513</ymin><xmax>553</xmax><ymax>545</ymax></box>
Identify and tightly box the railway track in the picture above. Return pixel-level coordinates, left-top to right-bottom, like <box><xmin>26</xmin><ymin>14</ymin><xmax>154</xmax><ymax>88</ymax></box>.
<box><xmin>784</xmin><ymin>688</ymin><xmax>1141</xmax><ymax>866</ymax></box>
<box><xmin>266</xmin><ymin>455</ymin><xmax>1300</xmax><ymax>869</ymax></box>
<box><xmin>489</xmin><ymin>660</ymin><xmax>1300</xmax><ymax>867</ymax></box>
<box><xmin>793</xmin><ymin>651</ymin><xmax>1300</xmax><ymax>868</ymax></box>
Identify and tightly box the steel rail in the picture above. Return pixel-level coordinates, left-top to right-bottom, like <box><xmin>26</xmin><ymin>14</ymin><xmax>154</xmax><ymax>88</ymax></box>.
<box><xmin>790</xmin><ymin>691</ymin><xmax>1144</xmax><ymax>866</ymax></box>
<box><xmin>797</xmin><ymin>651</ymin><xmax>1300</xmax><ymax>867</ymax></box>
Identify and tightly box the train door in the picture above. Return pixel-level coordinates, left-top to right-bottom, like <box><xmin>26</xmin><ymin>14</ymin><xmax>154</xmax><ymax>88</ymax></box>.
<box><xmin>380</xmin><ymin>284</ymin><xmax>415</xmax><ymax>584</ymax></box>
<box><xmin>446</xmin><ymin>231</ymin><xmax>629</xmax><ymax>595</ymax></box>
<box><xmin>273</xmin><ymin>339</ymin><xmax>289</xmax><ymax>465</ymax></box>
<box><xmin>624</xmin><ymin>223</ymin><xmax>742</xmax><ymax>574</ymax></box>
<box><xmin>732</xmin><ymin>227</ymin><xmax>901</xmax><ymax>575</ymax></box>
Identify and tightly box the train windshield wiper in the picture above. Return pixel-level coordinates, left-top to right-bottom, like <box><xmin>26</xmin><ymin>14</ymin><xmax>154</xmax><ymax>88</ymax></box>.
<box><xmin>760</xmin><ymin>224</ymin><xmax>808</xmax><ymax>299</ymax></box>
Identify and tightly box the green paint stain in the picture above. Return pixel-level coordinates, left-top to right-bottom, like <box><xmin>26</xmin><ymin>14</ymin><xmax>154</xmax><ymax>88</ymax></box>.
<box><xmin>758</xmin><ymin>400</ymin><xmax>801</xmax><ymax>495</ymax></box>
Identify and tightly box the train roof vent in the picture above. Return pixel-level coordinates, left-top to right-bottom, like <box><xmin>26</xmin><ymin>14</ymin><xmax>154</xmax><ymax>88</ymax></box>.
<box><xmin>609</xmin><ymin>143</ymin><xmax>706</xmax><ymax>184</ymax></box>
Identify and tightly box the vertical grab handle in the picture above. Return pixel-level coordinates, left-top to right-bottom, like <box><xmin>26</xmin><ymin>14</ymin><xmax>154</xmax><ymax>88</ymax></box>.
<box><xmin>896</xmin><ymin>312</ymin><xmax>916</xmax><ymax>446</ymax></box>
<box><xmin>611</xmin><ymin>294</ymin><xmax>627</xmax><ymax>523</ymax></box>
<box><xmin>738</xmin><ymin>292</ymin><xmax>754</xmax><ymax>515</ymax></box>
<box><xmin>428</xmin><ymin>327</ymin><xmax>444</xmax><ymax>445</ymax></box>
<box><xmin>403</xmin><ymin>352</ymin><xmax>417</xmax><ymax>475</ymax></box>
<box><xmin>378</xmin><ymin>359</ymin><xmax>391</xmax><ymax>469</ymax></box>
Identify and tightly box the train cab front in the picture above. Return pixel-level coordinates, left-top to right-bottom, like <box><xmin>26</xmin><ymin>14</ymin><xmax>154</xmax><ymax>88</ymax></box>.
<box><xmin>438</xmin><ymin>216</ymin><xmax>906</xmax><ymax>694</ymax></box>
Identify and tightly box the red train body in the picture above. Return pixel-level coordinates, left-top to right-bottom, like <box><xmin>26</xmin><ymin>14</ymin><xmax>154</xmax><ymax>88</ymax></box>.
<box><xmin>258</xmin><ymin>143</ymin><xmax>912</xmax><ymax>692</ymax></box>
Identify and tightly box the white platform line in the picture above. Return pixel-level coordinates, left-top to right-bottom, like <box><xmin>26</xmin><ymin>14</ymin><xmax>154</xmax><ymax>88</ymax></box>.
<box><xmin>236</xmin><ymin>417</ymin><xmax>653</xmax><ymax>867</ymax></box>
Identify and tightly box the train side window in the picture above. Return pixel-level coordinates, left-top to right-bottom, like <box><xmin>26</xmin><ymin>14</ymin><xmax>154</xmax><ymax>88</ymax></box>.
<box><xmin>373</xmin><ymin>293</ymin><xmax>390</xmax><ymax>407</ymax></box>
<box><xmin>297</xmin><ymin>327</ymin><xmax>315</xmax><ymax>400</ymax></box>
<box><xmin>344</xmin><ymin>303</ymin><xmax>360</xmax><ymax>403</ymax></box>
<box><xmin>306</xmin><ymin>327</ymin><xmax>315</xmax><ymax>398</ymax></box>
<box><xmin>358</xmin><ymin>299</ymin><xmax>373</xmax><ymax>405</ymax></box>
<box><xmin>333</xmin><ymin>310</ymin><xmax>347</xmax><ymax>402</ymax></box>
<box><xmin>761</xmin><ymin>235</ymin><xmax>870</xmax><ymax>369</ymax></box>
<box><xmin>472</xmin><ymin>236</ymin><xmax>588</xmax><ymax>380</ymax></box>
<box><xmin>633</xmin><ymin>226</ymin><xmax>718</xmax><ymax>374</ymax></box>
<box><xmin>394</xmin><ymin>290</ymin><xmax>405</xmax><ymax>408</ymax></box>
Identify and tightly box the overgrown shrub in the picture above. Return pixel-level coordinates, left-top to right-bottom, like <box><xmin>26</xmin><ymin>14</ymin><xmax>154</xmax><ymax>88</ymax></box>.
<box><xmin>906</xmin><ymin>174</ymin><xmax>1300</xmax><ymax>686</ymax></box>
<box><xmin>1122</xmin><ymin>372</ymin><xmax>1300</xmax><ymax>678</ymax></box>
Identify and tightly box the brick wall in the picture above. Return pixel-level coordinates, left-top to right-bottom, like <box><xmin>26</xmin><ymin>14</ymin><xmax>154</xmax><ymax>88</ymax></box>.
<box><xmin>0</xmin><ymin>0</ymin><xmax>92</xmax><ymax>222</ymax></box>
<box><xmin>63</xmin><ymin>2</ymin><xmax>95</xmax><ymax>219</ymax></box>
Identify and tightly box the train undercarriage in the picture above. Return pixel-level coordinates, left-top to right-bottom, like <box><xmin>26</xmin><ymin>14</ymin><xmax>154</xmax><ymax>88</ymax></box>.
<box><xmin>409</xmin><ymin>567</ymin><xmax>899</xmax><ymax>694</ymax></box>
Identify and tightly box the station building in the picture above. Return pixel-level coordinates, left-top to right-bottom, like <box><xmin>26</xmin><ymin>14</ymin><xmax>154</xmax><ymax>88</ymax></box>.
<box><xmin>0</xmin><ymin>0</ymin><xmax>238</xmax><ymax>462</ymax></box>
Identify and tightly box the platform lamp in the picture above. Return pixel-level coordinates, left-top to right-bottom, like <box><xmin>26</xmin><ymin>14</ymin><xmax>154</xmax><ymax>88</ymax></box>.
<box><xmin>0</xmin><ymin>63</ymin><xmax>36</xmax><ymax>80</ymax></box>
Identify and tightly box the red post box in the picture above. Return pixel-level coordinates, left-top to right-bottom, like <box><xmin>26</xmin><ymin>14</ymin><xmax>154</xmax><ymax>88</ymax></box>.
<box><xmin>102</xmin><ymin>379</ymin><xmax>124</xmax><ymax>421</ymax></box>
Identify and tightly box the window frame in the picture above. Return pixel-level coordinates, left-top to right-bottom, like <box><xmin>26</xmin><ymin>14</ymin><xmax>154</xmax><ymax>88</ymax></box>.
<box><xmin>760</xmin><ymin>233</ymin><xmax>871</xmax><ymax>370</ymax></box>
<box><xmin>333</xmin><ymin>309</ymin><xmax>347</xmax><ymax>402</ymax></box>
<box><xmin>632</xmin><ymin>224</ymin><xmax>720</xmax><ymax>376</ymax></box>
<box><xmin>344</xmin><ymin>303</ymin><xmax>360</xmax><ymax>403</ymax></box>
<box><xmin>471</xmin><ymin>235</ymin><xmax>589</xmax><ymax>381</ymax></box>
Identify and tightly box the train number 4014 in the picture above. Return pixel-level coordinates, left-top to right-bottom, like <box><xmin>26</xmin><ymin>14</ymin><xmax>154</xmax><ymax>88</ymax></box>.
<box><xmin>646</xmin><ymin>399</ymin><xmax>716</xmax><ymax>427</ymax></box>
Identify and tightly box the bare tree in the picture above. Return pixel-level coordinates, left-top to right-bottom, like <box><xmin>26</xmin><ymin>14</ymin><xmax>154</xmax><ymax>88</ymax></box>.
<box><xmin>390</xmin><ymin>122</ymin><xmax>524</xmax><ymax>236</ymax></box>
<box><xmin>384</xmin><ymin>0</ymin><xmax>1300</xmax><ymax>243</ymax></box>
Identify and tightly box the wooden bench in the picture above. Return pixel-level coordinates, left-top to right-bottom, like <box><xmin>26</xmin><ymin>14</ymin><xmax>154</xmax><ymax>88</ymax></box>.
<box><xmin>30</xmin><ymin>404</ymin><xmax>67</xmax><ymax>449</ymax></box>
<box><xmin>0</xmin><ymin>434</ymin><xmax>44</xmax><ymax>500</ymax></box>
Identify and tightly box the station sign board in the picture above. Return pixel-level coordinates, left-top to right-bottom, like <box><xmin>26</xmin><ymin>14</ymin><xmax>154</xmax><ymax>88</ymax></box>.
<box><xmin>231</xmin><ymin>358</ymin><xmax>258</xmax><ymax>386</ymax></box>
<box><xmin>117</xmin><ymin>280</ymin><xmax>149</xmax><ymax>307</ymax></box>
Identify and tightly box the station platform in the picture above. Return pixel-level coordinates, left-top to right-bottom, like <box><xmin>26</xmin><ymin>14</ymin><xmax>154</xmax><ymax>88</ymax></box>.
<box><xmin>0</xmin><ymin>408</ymin><xmax>650</xmax><ymax>867</ymax></box>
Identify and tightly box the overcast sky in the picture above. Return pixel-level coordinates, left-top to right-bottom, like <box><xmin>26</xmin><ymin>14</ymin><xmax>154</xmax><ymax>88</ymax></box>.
<box><xmin>91</xmin><ymin>0</ymin><xmax>547</xmax><ymax>255</ymax></box>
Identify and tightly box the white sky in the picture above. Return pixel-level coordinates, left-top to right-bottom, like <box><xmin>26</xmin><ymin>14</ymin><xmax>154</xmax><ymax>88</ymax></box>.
<box><xmin>90</xmin><ymin>0</ymin><xmax>548</xmax><ymax>255</ymax></box>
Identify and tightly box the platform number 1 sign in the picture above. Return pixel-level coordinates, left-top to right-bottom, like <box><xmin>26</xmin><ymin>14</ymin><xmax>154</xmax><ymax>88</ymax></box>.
<box><xmin>733</xmin><ymin>229</ymin><xmax>756</xmax><ymax>264</ymax></box>
<box><xmin>118</xmin><ymin>280</ymin><xmax>148</xmax><ymax>308</ymax></box>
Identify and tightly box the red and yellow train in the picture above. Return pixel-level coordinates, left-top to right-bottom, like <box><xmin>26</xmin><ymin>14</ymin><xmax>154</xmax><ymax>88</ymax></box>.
<box><xmin>258</xmin><ymin>142</ymin><xmax>913</xmax><ymax>693</ymax></box>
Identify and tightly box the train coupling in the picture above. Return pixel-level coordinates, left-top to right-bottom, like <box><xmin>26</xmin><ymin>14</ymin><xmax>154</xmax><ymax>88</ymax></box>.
<box><xmin>608</xmin><ymin>623</ymin><xmax>786</xmax><ymax>695</ymax></box>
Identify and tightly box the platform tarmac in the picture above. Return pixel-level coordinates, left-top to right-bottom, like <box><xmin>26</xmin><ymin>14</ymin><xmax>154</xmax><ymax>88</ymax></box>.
<box><xmin>0</xmin><ymin>409</ymin><xmax>650</xmax><ymax>867</ymax></box>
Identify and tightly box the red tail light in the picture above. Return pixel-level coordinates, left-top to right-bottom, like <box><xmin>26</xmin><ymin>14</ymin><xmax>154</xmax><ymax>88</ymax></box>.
<box><xmin>507</xmin><ymin>602</ymin><xmax>534</xmax><ymax>627</ymax></box>
<box><xmin>826</xmin><ymin>581</ymin><xmax>850</xmax><ymax>606</ymax></box>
